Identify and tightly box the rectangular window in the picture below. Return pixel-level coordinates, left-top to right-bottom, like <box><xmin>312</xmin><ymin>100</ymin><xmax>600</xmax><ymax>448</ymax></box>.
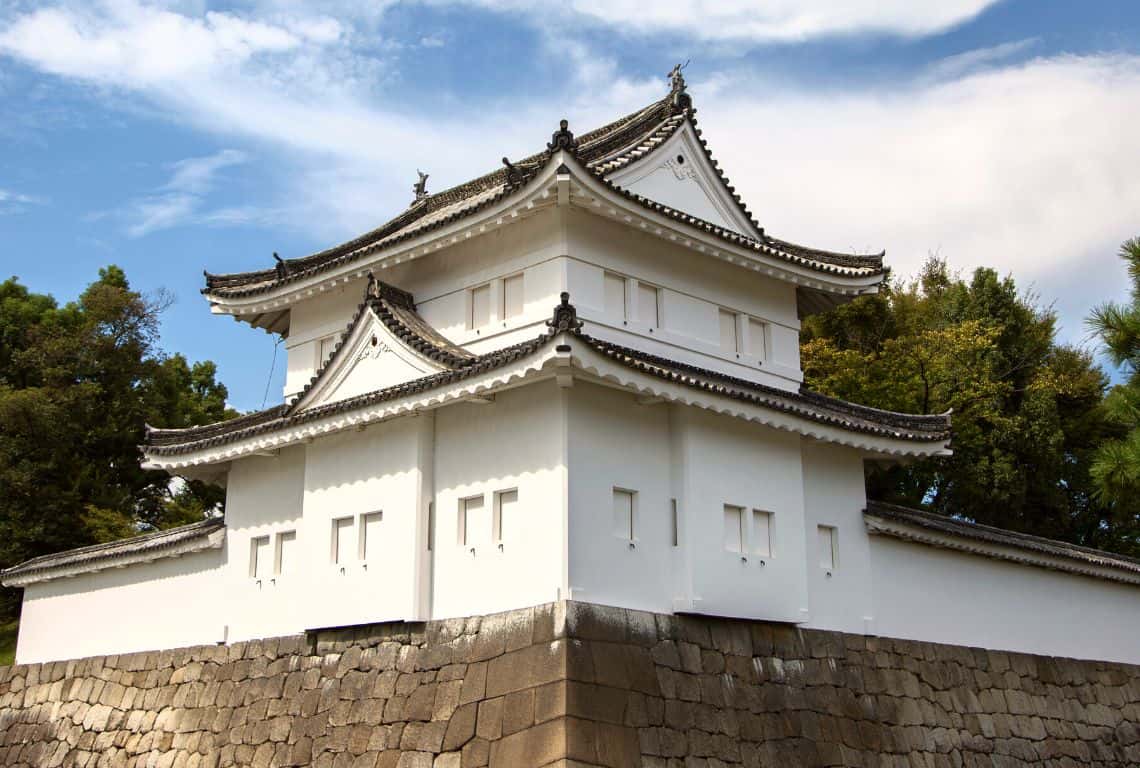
<box><xmin>818</xmin><ymin>525</ymin><xmax>837</xmax><ymax>570</ymax></box>
<box><xmin>318</xmin><ymin>335</ymin><xmax>337</xmax><ymax>367</ymax></box>
<box><xmin>459</xmin><ymin>495</ymin><xmax>487</xmax><ymax>547</ymax></box>
<box><xmin>719</xmin><ymin>309</ymin><xmax>739</xmax><ymax>352</ymax></box>
<box><xmin>332</xmin><ymin>517</ymin><xmax>354</xmax><ymax>565</ymax></box>
<box><xmin>250</xmin><ymin>536</ymin><xmax>271</xmax><ymax>579</ymax></box>
<box><xmin>274</xmin><ymin>530</ymin><xmax>296</xmax><ymax>576</ymax></box>
<box><xmin>427</xmin><ymin>501</ymin><xmax>435</xmax><ymax>552</ymax></box>
<box><xmin>360</xmin><ymin>511</ymin><xmax>383</xmax><ymax>560</ymax></box>
<box><xmin>469</xmin><ymin>284</ymin><xmax>491</xmax><ymax>329</ymax></box>
<box><xmin>723</xmin><ymin>505</ymin><xmax>744</xmax><ymax>553</ymax></box>
<box><xmin>493</xmin><ymin>489</ymin><xmax>518</xmax><ymax>544</ymax></box>
<box><xmin>752</xmin><ymin>510</ymin><xmax>772</xmax><ymax>557</ymax></box>
<box><xmin>612</xmin><ymin>488</ymin><xmax>635</xmax><ymax>541</ymax></box>
<box><xmin>503</xmin><ymin>274</ymin><xmax>525</xmax><ymax>319</ymax></box>
<box><xmin>637</xmin><ymin>282</ymin><xmax>660</xmax><ymax>327</ymax></box>
<box><xmin>747</xmin><ymin>318</ymin><xmax>767</xmax><ymax>360</ymax></box>
<box><xmin>670</xmin><ymin>499</ymin><xmax>679</xmax><ymax>547</ymax></box>
<box><xmin>604</xmin><ymin>273</ymin><xmax>627</xmax><ymax>319</ymax></box>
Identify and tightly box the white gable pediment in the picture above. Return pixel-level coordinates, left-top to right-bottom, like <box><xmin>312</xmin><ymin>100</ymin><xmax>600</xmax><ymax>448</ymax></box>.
<box><xmin>605</xmin><ymin>122</ymin><xmax>757</xmax><ymax>237</ymax></box>
<box><xmin>294</xmin><ymin>310</ymin><xmax>450</xmax><ymax>412</ymax></box>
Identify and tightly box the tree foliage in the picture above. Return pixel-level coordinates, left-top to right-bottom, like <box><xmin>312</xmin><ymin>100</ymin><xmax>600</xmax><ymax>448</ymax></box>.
<box><xmin>1086</xmin><ymin>239</ymin><xmax>1140</xmax><ymax>521</ymax></box>
<box><xmin>0</xmin><ymin>268</ymin><xmax>234</xmax><ymax>617</ymax></box>
<box><xmin>803</xmin><ymin>257</ymin><xmax>1136</xmax><ymax>555</ymax></box>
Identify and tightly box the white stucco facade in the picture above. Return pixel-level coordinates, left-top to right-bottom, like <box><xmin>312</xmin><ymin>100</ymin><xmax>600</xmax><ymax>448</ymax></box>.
<box><xmin>8</xmin><ymin>87</ymin><xmax>1139</xmax><ymax>668</ymax></box>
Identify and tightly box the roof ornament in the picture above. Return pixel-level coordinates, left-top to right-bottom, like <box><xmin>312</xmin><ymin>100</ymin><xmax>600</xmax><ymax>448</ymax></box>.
<box><xmin>502</xmin><ymin>157</ymin><xmax>526</xmax><ymax>187</ymax></box>
<box><xmin>365</xmin><ymin>271</ymin><xmax>380</xmax><ymax>300</ymax></box>
<box><xmin>273</xmin><ymin>252</ymin><xmax>289</xmax><ymax>280</ymax></box>
<box><xmin>547</xmin><ymin>119</ymin><xmax>578</xmax><ymax>154</ymax></box>
<box><xmin>668</xmin><ymin>60</ymin><xmax>692</xmax><ymax>112</ymax></box>
<box><xmin>413</xmin><ymin>169</ymin><xmax>429</xmax><ymax>202</ymax></box>
<box><xmin>546</xmin><ymin>292</ymin><xmax>583</xmax><ymax>334</ymax></box>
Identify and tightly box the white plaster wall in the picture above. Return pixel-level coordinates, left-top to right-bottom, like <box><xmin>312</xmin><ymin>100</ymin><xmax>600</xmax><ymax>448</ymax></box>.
<box><xmin>565</xmin><ymin>210</ymin><xmax>802</xmax><ymax>389</ymax></box>
<box><xmin>223</xmin><ymin>446</ymin><xmax>307</xmax><ymax>641</ymax></box>
<box><xmin>674</xmin><ymin>407</ymin><xmax>809</xmax><ymax>621</ymax></box>
<box><xmin>800</xmin><ymin>441</ymin><xmax>873</xmax><ymax>634</ymax></box>
<box><xmin>300</xmin><ymin>416</ymin><xmax>428</xmax><ymax>629</ymax></box>
<box><xmin>869</xmin><ymin>536</ymin><xmax>1140</xmax><ymax>665</ymax></box>
<box><xmin>15</xmin><ymin>548</ymin><xmax>224</xmax><ymax>664</ymax></box>
<box><xmin>431</xmin><ymin>381</ymin><xmax>566</xmax><ymax>618</ymax></box>
<box><xmin>566</xmin><ymin>383</ymin><xmax>678</xmax><ymax>614</ymax></box>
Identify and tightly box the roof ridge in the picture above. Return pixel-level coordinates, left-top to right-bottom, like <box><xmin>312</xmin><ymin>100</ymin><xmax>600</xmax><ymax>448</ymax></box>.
<box><xmin>1</xmin><ymin>517</ymin><xmax>225</xmax><ymax>576</ymax></box>
<box><xmin>864</xmin><ymin>500</ymin><xmax>1140</xmax><ymax>578</ymax></box>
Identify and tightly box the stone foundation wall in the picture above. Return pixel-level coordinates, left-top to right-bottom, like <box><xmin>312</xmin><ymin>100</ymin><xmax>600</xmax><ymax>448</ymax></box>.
<box><xmin>1</xmin><ymin>601</ymin><xmax>1139</xmax><ymax>767</ymax></box>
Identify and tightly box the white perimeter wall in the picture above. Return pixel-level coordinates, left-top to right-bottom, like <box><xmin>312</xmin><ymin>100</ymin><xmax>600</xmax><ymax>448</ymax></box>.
<box><xmin>869</xmin><ymin>536</ymin><xmax>1140</xmax><ymax>665</ymax></box>
<box><xmin>15</xmin><ymin>548</ymin><xmax>224</xmax><ymax>664</ymax></box>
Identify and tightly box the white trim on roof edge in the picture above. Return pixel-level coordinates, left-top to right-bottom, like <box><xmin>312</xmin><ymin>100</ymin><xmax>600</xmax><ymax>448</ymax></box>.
<box><xmin>143</xmin><ymin>334</ymin><xmax>949</xmax><ymax>472</ymax></box>
<box><xmin>206</xmin><ymin>153</ymin><xmax>883</xmax><ymax>321</ymax></box>
<box><xmin>865</xmin><ymin>514</ymin><xmax>1140</xmax><ymax>587</ymax></box>
<box><xmin>2</xmin><ymin>525</ymin><xmax>226</xmax><ymax>587</ymax></box>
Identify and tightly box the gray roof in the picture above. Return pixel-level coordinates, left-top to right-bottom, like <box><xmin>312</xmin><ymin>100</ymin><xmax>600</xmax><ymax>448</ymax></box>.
<box><xmin>1</xmin><ymin>518</ymin><xmax>225</xmax><ymax>586</ymax></box>
<box><xmin>145</xmin><ymin>294</ymin><xmax>950</xmax><ymax>457</ymax></box>
<box><xmin>203</xmin><ymin>85</ymin><xmax>885</xmax><ymax>301</ymax></box>
<box><xmin>865</xmin><ymin>501</ymin><xmax>1140</xmax><ymax>582</ymax></box>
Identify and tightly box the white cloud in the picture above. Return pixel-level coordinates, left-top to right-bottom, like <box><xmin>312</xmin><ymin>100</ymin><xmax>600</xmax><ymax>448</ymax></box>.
<box><xmin>464</xmin><ymin>0</ymin><xmax>999</xmax><ymax>42</ymax></box>
<box><xmin>698</xmin><ymin>55</ymin><xmax>1140</xmax><ymax>341</ymax></box>
<box><xmin>926</xmin><ymin>37</ymin><xmax>1040</xmax><ymax>81</ymax></box>
<box><xmin>114</xmin><ymin>149</ymin><xmax>249</xmax><ymax>236</ymax></box>
<box><xmin>0</xmin><ymin>187</ymin><xmax>45</xmax><ymax>213</ymax></box>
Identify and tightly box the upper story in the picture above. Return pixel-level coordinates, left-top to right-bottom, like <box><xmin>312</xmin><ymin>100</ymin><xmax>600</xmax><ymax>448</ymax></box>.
<box><xmin>201</xmin><ymin>70</ymin><xmax>886</xmax><ymax>401</ymax></box>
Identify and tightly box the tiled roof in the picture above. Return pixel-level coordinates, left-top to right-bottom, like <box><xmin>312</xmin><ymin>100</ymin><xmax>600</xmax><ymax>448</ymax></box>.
<box><xmin>146</xmin><ymin>295</ymin><xmax>948</xmax><ymax>457</ymax></box>
<box><xmin>1</xmin><ymin>518</ymin><xmax>225</xmax><ymax>585</ymax></box>
<box><xmin>864</xmin><ymin>501</ymin><xmax>1140</xmax><ymax>581</ymax></box>
<box><xmin>203</xmin><ymin>86</ymin><xmax>884</xmax><ymax>300</ymax></box>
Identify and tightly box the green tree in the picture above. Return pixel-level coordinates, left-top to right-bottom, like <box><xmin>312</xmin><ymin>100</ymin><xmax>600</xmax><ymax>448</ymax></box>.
<box><xmin>803</xmin><ymin>257</ymin><xmax>1133</xmax><ymax>554</ymax></box>
<box><xmin>0</xmin><ymin>268</ymin><xmax>234</xmax><ymax>617</ymax></box>
<box><xmin>1086</xmin><ymin>239</ymin><xmax>1140</xmax><ymax>533</ymax></box>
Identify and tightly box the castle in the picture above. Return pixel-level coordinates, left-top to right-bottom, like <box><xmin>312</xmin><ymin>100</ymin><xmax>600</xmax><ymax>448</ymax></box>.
<box><xmin>5</xmin><ymin>70</ymin><xmax>1139</xmax><ymax>668</ymax></box>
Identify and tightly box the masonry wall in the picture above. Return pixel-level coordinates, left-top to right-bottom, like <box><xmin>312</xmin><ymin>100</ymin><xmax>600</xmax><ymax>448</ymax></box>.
<box><xmin>3</xmin><ymin>601</ymin><xmax>1140</xmax><ymax>768</ymax></box>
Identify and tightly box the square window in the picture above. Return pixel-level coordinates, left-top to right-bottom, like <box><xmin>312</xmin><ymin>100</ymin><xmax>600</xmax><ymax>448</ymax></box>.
<box><xmin>469</xmin><ymin>284</ymin><xmax>491</xmax><ymax>329</ymax></box>
<box><xmin>332</xmin><ymin>517</ymin><xmax>354</xmax><ymax>565</ymax></box>
<box><xmin>493</xmin><ymin>489</ymin><xmax>518</xmax><ymax>543</ymax></box>
<box><xmin>250</xmin><ymin>536</ymin><xmax>271</xmax><ymax>579</ymax></box>
<box><xmin>274</xmin><ymin>530</ymin><xmax>296</xmax><ymax>576</ymax></box>
<box><xmin>612</xmin><ymin>488</ymin><xmax>635</xmax><ymax>541</ymax></box>
<box><xmin>604</xmin><ymin>273</ymin><xmax>627</xmax><ymax>319</ymax></box>
<box><xmin>719</xmin><ymin>309</ymin><xmax>739</xmax><ymax>352</ymax></box>
<box><xmin>459</xmin><ymin>495</ymin><xmax>487</xmax><ymax>547</ymax></box>
<box><xmin>503</xmin><ymin>274</ymin><xmax>524</xmax><ymax>319</ymax></box>
<box><xmin>360</xmin><ymin>512</ymin><xmax>383</xmax><ymax>560</ymax></box>
<box><xmin>637</xmin><ymin>282</ymin><xmax>660</xmax><ymax>327</ymax></box>
<box><xmin>818</xmin><ymin>525</ymin><xmax>838</xmax><ymax>570</ymax></box>
<box><xmin>752</xmin><ymin>510</ymin><xmax>772</xmax><ymax>557</ymax></box>
<box><xmin>723</xmin><ymin>505</ymin><xmax>744</xmax><ymax>553</ymax></box>
<box><xmin>747</xmin><ymin>318</ymin><xmax>766</xmax><ymax>360</ymax></box>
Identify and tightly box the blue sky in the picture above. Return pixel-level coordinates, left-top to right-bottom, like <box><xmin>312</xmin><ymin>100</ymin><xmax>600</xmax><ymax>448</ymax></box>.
<box><xmin>2</xmin><ymin>1</ymin><xmax>1140</xmax><ymax>411</ymax></box>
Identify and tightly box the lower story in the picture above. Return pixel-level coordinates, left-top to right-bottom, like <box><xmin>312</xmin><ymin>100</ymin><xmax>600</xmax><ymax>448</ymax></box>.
<box><xmin>8</xmin><ymin>380</ymin><xmax>1140</xmax><ymax>665</ymax></box>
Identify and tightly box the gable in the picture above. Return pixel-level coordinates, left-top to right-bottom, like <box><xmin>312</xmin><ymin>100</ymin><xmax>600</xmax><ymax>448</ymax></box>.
<box><xmin>293</xmin><ymin>310</ymin><xmax>450</xmax><ymax>412</ymax></box>
<box><xmin>605</xmin><ymin>122</ymin><xmax>757</xmax><ymax>237</ymax></box>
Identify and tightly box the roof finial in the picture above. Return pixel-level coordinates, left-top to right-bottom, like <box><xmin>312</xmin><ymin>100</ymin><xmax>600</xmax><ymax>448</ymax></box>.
<box><xmin>668</xmin><ymin>61</ymin><xmax>692</xmax><ymax>112</ymax></box>
<box><xmin>502</xmin><ymin>157</ymin><xmax>525</xmax><ymax>187</ymax></box>
<box><xmin>547</xmin><ymin>119</ymin><xmax>578</xmax><ymax>154</ymax></box>
<box><xmin>273</xmin><ymin>251</ymin><xmax>289</xmax><ymax>279</ymax></box>
<box><xmin>365</xmin><ymin>271</ymin><xmax>379</xmax><ymax>300</ymax></box>
<box><xmin>413</xmin><ymin>169</ymin><xmax>429</xmax><ymax>202</ymax></box>
<box><xmin>546</xmin><ymin>292</ymin><xmax>583</xmax><ymax>334</ymax></box>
